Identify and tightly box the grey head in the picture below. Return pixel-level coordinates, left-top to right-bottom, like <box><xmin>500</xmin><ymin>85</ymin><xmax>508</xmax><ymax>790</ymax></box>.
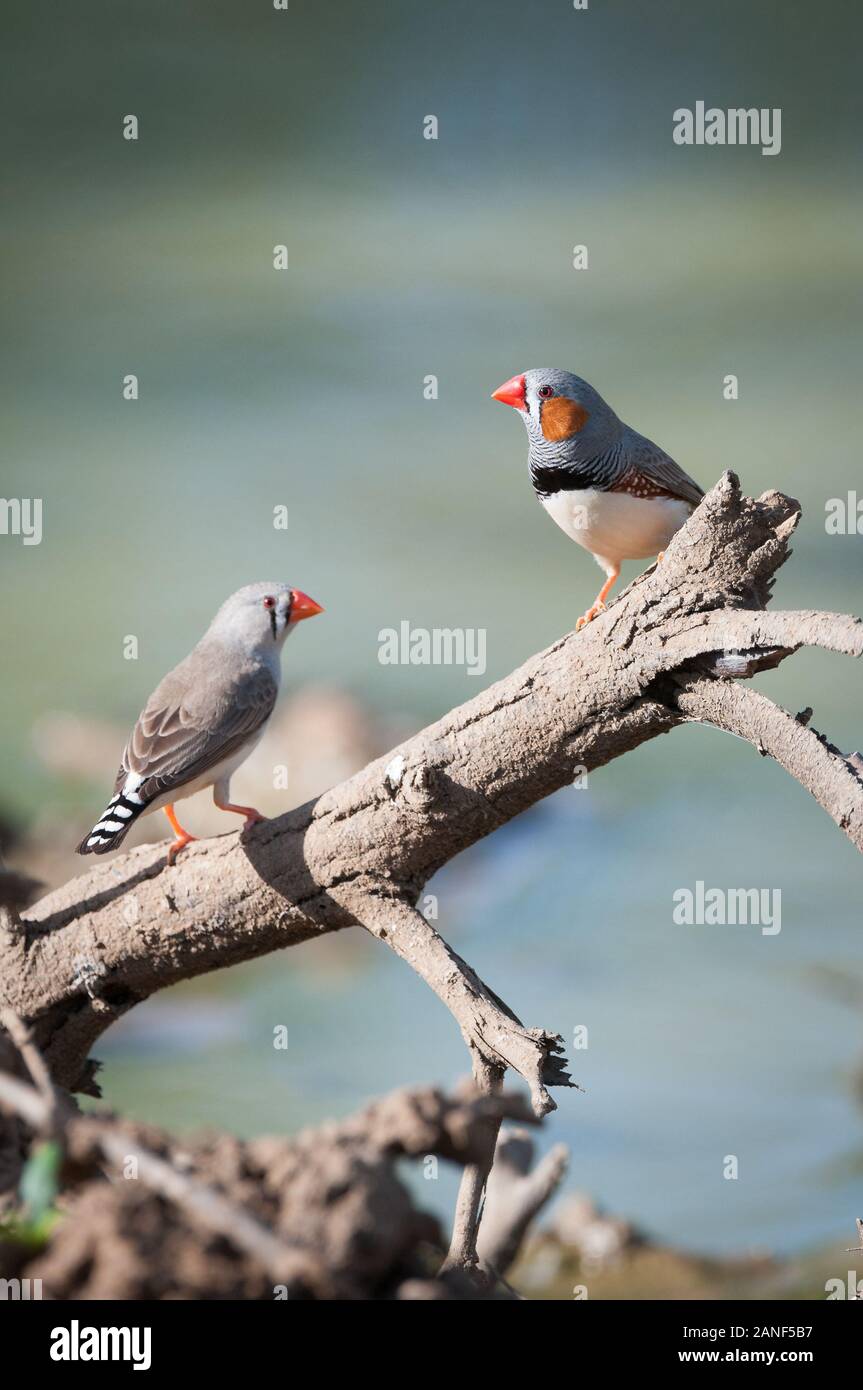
<box><xmin>492</xmin><ymin>367</ymin><xmax>627</xmax><ymax>491</ymax></box>
<box><xmin>205</xmin><ymin>582</ymin><xmax>324</xmax><ymax>658</ymax></box>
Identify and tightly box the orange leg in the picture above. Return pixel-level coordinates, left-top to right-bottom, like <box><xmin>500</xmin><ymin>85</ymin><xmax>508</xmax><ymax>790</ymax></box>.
<box><xmin>213</xmin><ymin>793</ymin><xmax>265</xmax><ymax>830</ymax></box>
<box><xmin>164</xmin><ymin>804</ymin><xmax>197</xmax><ymax>865</ymax></box>
<box><xmin>656</xmin><ymin>550</ymin><xmax>665</xmax><ymax>564</ymax></box>
<box><xmin>576</xmin><ymin>565</ymin><xmax>620</xmax><ymax>632</ymax></box>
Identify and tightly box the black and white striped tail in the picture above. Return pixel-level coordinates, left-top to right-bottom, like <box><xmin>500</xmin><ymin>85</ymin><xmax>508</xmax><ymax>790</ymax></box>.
<box><xmin>77</xmin><ymin>784</ymin><xmax>146</xmax><ymax>855</ymax></box>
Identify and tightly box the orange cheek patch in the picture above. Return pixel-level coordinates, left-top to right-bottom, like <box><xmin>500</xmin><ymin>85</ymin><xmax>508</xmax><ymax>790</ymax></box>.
<box><xmin>540</xmin><ymin>396</ymin><xmax>590</xmax><ymax>441</ymax></box>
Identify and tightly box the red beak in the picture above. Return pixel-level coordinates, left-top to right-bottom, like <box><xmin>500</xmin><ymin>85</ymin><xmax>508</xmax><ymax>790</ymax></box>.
<box><xmin>290</xmin><ymin>589</ymin><xmax>324</xmax><ymax>622</ymax></box>
<box><xmin>491</xmin><ymin>373</ymin><xmax>527</xmax><ymax>410</ymax></box>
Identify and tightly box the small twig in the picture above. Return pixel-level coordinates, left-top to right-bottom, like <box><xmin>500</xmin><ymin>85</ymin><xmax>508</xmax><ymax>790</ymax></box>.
<box><xmin>477</xmin><ymin>1128</ymin><xmax>569</xmax><ymax>1275</ymax></box>
<box><xmin>440</xmin><ymin>1056</ymin><xmax>505</xmax><ymax>1282</ymax></box>
<box><xmin>843</xmin><ymin>1216</ymin><xmax>863</xmax><ymax>1252</ymax></box>
<box><xmin>1</xmin><ymin>1008</ymin><xmax>56</xmax><ymax>1111</ymax></box>
<box><xmin>0</xmin><ymin>1069</ymin><xmax>48</xmax><ymax>1131</ymax></box>
<box><xmin>91</xmin><ymin>1125</ymin><xmax>307</xmax><ymax>1283</ymax></box>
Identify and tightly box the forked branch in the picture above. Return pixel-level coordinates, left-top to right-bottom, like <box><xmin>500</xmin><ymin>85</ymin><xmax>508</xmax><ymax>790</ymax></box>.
<box><xmin>1</xmin><ymin>472</ymin><xmax>861</xmax><ymax>1275</ymax></box>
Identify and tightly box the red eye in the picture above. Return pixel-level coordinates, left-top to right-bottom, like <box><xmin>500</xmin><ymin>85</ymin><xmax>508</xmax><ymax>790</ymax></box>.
<box><xmin>262</xmin><ymin>596</ymin><xmax>275</xmax><ymax>609</ymax></box>
<box><xmin>538</xmin><ymin>385</ymin><xmax>554</xmax><ymax>399</ymax></box>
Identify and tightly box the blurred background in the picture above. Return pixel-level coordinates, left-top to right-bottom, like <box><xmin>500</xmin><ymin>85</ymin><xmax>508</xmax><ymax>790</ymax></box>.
<box><xmin>2</xmin><ymin>0</ymin><xmax>862</xmax><ymax>1267</ymax></box>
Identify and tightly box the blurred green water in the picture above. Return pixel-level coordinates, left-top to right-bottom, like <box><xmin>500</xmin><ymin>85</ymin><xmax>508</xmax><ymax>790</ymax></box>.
<box><xmin>2</xmin><ymin>0</ymin><xmax>862</xmax><ymax>1254</ymax></box>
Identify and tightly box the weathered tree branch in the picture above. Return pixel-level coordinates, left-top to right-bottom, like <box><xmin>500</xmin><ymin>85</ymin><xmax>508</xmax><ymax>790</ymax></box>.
<box><xmin>476</xmin><ymin>1128</ymin><xmax>569</xmax><ymax>1277</ymax></box>
<box><xmin>440</xmin><ymin>1055</ymin><xmax>505</xmax><ymax>1278</ymax></box>
<box><xmin>671</xmin><ymin>678</ymin><xmax>863</xmax><ymax>850</ymax></box>
<box><xmin>360</xmin><ymin>897</ymin><xmax>570</xmax><ymax>1117</ymax></box>
<box><xmin>2</xmin><ymin>471</ymin><xmax>862</xmax><ymax>1272</ymax></box>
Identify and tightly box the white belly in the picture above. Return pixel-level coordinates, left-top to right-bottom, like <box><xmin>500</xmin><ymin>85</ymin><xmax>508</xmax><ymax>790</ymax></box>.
<box><xmin>541</xmin><ymin>488</ymin><xmax>692</xmax><ymax>572</ymax></box>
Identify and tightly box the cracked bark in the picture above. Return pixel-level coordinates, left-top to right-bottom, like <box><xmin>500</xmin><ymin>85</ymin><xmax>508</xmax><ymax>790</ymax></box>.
<box><xmin>1</xmin><ymin>472</ymin><xmax>862</xmax><ymax>1272</ymax></box>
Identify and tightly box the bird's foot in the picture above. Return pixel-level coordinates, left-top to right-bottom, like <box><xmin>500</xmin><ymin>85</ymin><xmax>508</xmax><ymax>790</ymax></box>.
<box><xmin>215</xmin><ymin>800</ymin><xmax>266</xmax><ymax>830</ymax></box>
<box><xmin>576</xmin><ymin>601</ymin><xmax>606</xmax><ymax>632</ymax></box>
<box><xmin>164</xmin><ymin>805</ymin><xmax>197</xmax><ymax>865</ymax></box>
<box><xmin>655</xmin><ymin>550</ymin><xmax>665</xmax><ymax>565</ymax></box>
<box><xmin>167</xmin><ymin>832</ymin><xmax>197</xmax><ymax>866</ymax></box>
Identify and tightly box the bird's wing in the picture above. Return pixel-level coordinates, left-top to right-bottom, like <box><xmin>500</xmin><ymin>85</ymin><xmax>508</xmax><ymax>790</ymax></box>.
<box><xmin>620</xmin><ymin>432</ymin><xmax>705</xmax><ymax>509</ymax></box>
<box><xmin>114</xmin><ymin>651</ymin><xmax>277</xmax><ymax>803</ymax></box>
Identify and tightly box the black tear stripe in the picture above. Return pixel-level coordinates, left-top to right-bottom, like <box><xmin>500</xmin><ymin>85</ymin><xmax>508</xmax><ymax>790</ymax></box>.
<box><xmin>269</xmin><ymin>607</ymin><xmax>277</xmax><ymax>641</ymax></box>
